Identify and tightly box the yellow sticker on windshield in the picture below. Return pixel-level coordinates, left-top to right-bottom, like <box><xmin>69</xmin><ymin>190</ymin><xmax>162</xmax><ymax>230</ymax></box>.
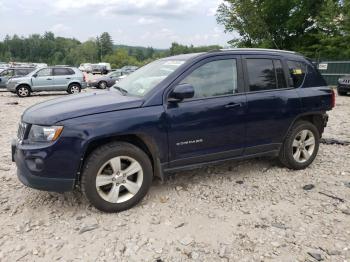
<box><xmin>293</xmin><ymin>69</ymin><xmax>303</xmax><ymax>75</ymax></box>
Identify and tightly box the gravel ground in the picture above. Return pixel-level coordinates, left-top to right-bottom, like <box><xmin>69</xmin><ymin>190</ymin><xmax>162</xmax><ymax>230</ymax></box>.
<box><xmin>0</xmin><ymin>89</ymin><xmax>349</xmax><ymax>262</ymax></box>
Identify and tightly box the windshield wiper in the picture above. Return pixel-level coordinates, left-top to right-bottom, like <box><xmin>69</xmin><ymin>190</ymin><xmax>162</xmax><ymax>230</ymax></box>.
<box><xmin>114</xmin><ymin>86</ymin><xmax>128</xmax><ymax>96</ymax></box>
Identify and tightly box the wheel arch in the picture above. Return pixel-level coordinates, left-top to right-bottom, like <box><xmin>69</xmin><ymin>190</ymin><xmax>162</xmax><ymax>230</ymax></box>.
<box><xmin>77</xmin><ymin>134</ymin><xmax>163</xmax><ymax>184</ymax></box>
<box><xmin>285</xmin><ymin>112</ymin><xmax>327</xmax><ymax>141</ymax></box>
<box><xmin>16</xmin><ymin>83</ymin><xmax>32</xmax><ymax>92</ymax></box>
<box><xmin>68</xmin><ymin>81</ymin><xmax>82</xmax><ymax>88</ymax></box>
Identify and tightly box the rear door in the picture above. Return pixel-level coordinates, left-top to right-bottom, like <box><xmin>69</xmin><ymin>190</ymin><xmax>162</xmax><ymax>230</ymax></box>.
<box><xmin>242</xmin><ymin>55</ymin><xmax>301</xmax><ymax>155</ymax></box>
<box><xmin>53</xmin><ymin>68</ymin><xmax>75</xmax><ymax>90</ymax></box>
<box><xmin>165</xmin><ymin>55</ymin><xmax>247</xmax><ymax>168</ymax></box>
<box><xmin>32</xmin><ymin>68</ymin><xmax>54</xmax><ymax>91</ymax></box>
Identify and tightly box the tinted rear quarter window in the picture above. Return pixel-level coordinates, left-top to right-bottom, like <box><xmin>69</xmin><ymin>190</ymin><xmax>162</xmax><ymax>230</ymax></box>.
<box><xmin>287</xmin><ymin>60</ymin><xmax>306</xmax><ymax>88</ymax></box>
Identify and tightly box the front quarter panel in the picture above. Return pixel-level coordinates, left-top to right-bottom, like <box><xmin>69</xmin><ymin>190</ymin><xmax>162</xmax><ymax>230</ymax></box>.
<box><xmin>58</xmin><ymin>106</ymin><xmax>168</xmax><ymax>173</ymax></box>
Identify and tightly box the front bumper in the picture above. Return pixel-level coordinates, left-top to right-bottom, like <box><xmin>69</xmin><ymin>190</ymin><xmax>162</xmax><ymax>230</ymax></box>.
<box><xmin>12</xmin><ymin>139</ymin><xmax>76</xmax><ymax>192</ymax></box>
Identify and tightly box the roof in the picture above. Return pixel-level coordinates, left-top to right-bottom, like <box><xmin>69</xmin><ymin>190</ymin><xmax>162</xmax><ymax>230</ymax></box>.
<box><xmin>163</xmin><ymin>48</ymin><xmax>303</xmax><ymax>62</ymax></box>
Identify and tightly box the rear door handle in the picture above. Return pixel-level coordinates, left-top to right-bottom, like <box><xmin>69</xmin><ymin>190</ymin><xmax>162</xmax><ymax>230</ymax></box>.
<box><xmin>46</xmin><ymin>78</ymin><xmax>52</xmax><ymax>80</ymax></box>
<box><xmin>224</xmin><ymin>102</ymin><xmax>242</xmax><ymax>109</ymax></box>
<box><xmin>66</xmin><ymin>77</ymin><xmax>71</xmax><ymax>79</ymax></box>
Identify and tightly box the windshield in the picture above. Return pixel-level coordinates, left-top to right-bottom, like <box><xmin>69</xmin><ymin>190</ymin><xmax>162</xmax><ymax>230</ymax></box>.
<box><xmin>114</xmin><ymin>59</ymin><xmax>185</xmax><ymax>97</ymax></box>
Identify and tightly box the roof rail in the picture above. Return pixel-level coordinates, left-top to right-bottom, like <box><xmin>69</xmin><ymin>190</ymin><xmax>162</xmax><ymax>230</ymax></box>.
<box><xmin>219</xmin><ymin>48</ymin><xmax>298</xmax><ymax>54</ymax></box>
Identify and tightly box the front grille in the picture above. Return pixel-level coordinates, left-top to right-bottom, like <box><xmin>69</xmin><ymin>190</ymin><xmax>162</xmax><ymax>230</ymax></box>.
<box><xmin>17</xmin><ymin>122</ymin><xmax>28</xmax><ymax>141</ymax></box>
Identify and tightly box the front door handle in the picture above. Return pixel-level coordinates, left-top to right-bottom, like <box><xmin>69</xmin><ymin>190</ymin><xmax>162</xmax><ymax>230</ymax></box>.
<box><xmin>46</xmin><ymin>78</ymin><xmax>52</xmax><ymax>80</ymax></box>
<box><xmin>224</xmin><ymin>102</ymin><xmax>242</xmax><ymax>109</ymax></box>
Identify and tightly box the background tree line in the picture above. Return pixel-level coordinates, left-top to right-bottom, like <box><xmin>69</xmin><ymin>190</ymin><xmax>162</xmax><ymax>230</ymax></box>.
<box><xmin>0</xmin><ymin>32</ymin><xmax>222</xmax><ymax>68</ymax></box>
<box><xmin>217</xmin><ymin>0</ymin><xmax>350</xmax><ymax>60</ymax></box>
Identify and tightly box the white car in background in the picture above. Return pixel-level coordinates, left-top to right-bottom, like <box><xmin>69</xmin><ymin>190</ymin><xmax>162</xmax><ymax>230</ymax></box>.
<box><xmin>79</xmin><ymin>63</ymin><xmax>93</xmax><ymax>73</ymax></box>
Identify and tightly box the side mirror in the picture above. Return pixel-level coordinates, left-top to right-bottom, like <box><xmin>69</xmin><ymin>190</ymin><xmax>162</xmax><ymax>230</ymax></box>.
<box><xmin>33</xmin><ymin>73</ymin><xmax>38</xmax><ymax>78</ymax></box>
<box><xmin>169</xmin><ymin>83</ymin><xmax>194</xmax><ymax>102</ymax></box>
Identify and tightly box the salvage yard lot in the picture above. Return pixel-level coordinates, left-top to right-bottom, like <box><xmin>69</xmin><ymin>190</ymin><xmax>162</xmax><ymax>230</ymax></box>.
<box><xmin>0</xmin><ymin>89</ymin><xmax>349</xmax><ymax>261</ymax></box>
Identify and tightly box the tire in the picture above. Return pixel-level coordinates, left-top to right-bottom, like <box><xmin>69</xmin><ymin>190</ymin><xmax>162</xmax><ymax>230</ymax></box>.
<box><xmin>337</xmin><ymin>89</ymin><xmax>347</xmax><ymax>96</ymax></box>
<box><xmin>279</xmin><ymin>121</ymin><xmax>320</xmax><ymax>170</ymax></box>
<box><xmin>67</xmin><ymin>83</ymin><xmax>81</xmax><ymax>94</ymax></box>
<box><xmin>81</xmin><ymin>142</ymin><xmax>153</xmax><ymax>213</ymax></box>
<box><xmin>98</xmin><ymin>81</ymin><xmax>107</xmax><ymax>89</ymax></box>
<box><xmin>16</xmin><ymin>85</ymin><xmax>31</xmax><ymax>98</ymax></box>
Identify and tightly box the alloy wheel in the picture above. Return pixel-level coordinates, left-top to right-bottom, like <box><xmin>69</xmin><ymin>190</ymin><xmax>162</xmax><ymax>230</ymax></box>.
<box><xmin>70</xmin><ymin>85</ymin><xmax>80</xmax><ymax>93</ymax></box>
<box><xmin>18</xmin><ymin>87</ymin><xmax>29</xmax><ymax>97</ymax></box>
<box><xmin>292</xmin><ymin>130</ymin><xmax>315</xmax><ymax>163</ymax></box>
<box><xmin>95</xmin><ymin>156</ymin><xmax>143</xmax><ymax>203</ymax></box>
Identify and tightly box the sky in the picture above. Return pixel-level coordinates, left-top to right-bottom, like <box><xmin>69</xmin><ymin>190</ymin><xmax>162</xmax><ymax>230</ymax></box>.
<box><xmin>0</xmin><ymin>0</ymin><xmax>237</xmax><ymax>49</ymax></box>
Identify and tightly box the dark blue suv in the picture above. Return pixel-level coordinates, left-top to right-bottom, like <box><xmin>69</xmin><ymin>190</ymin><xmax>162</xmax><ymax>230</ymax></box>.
<box><xmin>12</xmin><ymin>49</ymin><xmax>335</xmax><ymax>212</ymax></box>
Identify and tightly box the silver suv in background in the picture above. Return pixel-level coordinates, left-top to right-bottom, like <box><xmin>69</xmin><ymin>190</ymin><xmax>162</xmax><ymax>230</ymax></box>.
<box><xmin>7</xmin><ymin>67</ymin><xmax>87</xmax><ymax>97</ymax></box>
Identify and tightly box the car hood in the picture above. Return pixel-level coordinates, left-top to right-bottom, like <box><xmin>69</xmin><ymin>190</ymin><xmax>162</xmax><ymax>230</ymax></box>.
<box><xmin>22</xmin><ymin>90</ymin><xmax>144</xmax><ymax>125</ymax></box>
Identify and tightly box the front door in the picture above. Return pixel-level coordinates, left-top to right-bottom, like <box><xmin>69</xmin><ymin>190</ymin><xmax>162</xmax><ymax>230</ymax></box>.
<box><xmin>32</xmin><ymin>68</ymin><xmax>54</xmax><ymax>91</ymax></box>
<box><xmin>165</xmin><ymin>56</ymin><xmax>247</xmax><ymax>168</ymax></box>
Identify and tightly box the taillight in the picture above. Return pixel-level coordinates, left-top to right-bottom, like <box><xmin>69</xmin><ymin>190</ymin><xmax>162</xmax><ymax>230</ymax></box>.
<box><xmin>331</xmin><ymin>89</ymin><xmax>335</xmax><ymax>108</ymax></box>
<box><xmin>83</xmin><ymin>73</ymin><xmax>87</xmax><ymax>82</ymax></box>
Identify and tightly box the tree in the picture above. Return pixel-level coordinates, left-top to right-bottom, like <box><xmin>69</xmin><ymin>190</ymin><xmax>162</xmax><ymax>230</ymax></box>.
<box><xmin>217</xmin><ymin>0</ymin><xmax>326</xmax><ymax>49</ymax></box>
<box><xmin>97</xmin><ymin>32</ymin><xmax>113</xmax><ymax>60</ymax></box>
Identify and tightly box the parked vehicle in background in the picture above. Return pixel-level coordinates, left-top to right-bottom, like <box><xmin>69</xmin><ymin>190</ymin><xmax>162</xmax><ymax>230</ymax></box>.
<box><xmin>98</xmin><ymin>63</ymin><xmax>111</xmax><ymax>72</ymax></box>
<box><xmin>0</xmin><ymin>67</ymin><xmax>35</xmax><ymax>89</ymax></box>
<box><xmin>337</xmin><ymin>75</ymin><xmax>350</xmax><ymax>96</ymax></box>
<box><xmin>6</xmin><ymin>66</ymin><xmax>87</xmax><ymax>97</ymax></box>
<box><xmin>91</xmin><ymin>64</ymin><xmax>108</xmax><ymax>75</ymax></box>
<box><xmin>11</xmin><ymin>49</ymin><xmax>334</xmax><ymax>212</ymax></box>
<box><xmin>0</xmin><ymin>62</ymin><xmax>8</xmax><ymax>70</ymax></box>
<box><xmin>121</xmin><ymin>65</ymin><xmax>138</xmax><ymax>74</ymax></box>
<box><xmin>79</xmin><ymin>63</ymin><xmax>92</xmax><ymax>73</ymax></box>
<box><xmin>88</xmin><ymin>70</ymin><xmax>125</xmax><ymax>89</ymax></box>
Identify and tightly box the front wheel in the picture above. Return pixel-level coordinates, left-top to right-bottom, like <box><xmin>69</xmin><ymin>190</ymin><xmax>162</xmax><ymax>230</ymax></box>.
<box><xmin>81</xmin><ymin>142</ymin><xmax>153</xmax><ymax>212</ymax></box>
<box><xmin>16</xmin><ymin>86</ymin><xmax>31</xmax><ymax>97</ymax></box>
<box><xmin>67</xmin><ymin>84</ymin><xmax>81</xmax><ymax>94</ymax></box>
<box><xmin>279</xmin><ymin>121</ymin><xmax>320</xmax><ymax>170</ymax></box>
<box><xmin>98</xmin><ymin>81</ymin><xmax>107</xmax><ymax>89</ymax></box>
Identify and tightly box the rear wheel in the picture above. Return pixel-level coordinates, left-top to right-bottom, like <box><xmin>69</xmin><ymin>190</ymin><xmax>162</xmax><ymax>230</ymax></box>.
<box><xmin>279</xmin><ymin>121</ymin><xmax>320</xmax><ymax>170</ymax></box>
<box><xmin>16</xmin><ymin>85</ymin><xmax>31</xmax><ymax>98</ymax></box>
<box><xmin>67</xmin><ymin>83</ymin><xmax>81</xmax><ymax>94</ymax></box>
<box><xmin>81</xmin><ymin>142</ymin><xmax>153</xmax><ymax>212</ymax></box>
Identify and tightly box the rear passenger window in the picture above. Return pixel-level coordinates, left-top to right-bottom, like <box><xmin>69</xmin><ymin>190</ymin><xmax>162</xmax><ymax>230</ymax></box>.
<box><xmin>246</xmin><ymin>59</ymin><xmax>286</xmax><ymax>91</ymax></box>
<box><xmin>287</xmin><ymin>60</ymin><xmax>306</xmax><ymax>88</ymax></box>
<box><xmin>180</xmin><ymin>59</ymin><xmax>238</xmax><ymax>99</ymax></box>
<box><xmin>54</xmin><ymin>68</ymin><xmax>74</xmax><ymax>76</ymax></box>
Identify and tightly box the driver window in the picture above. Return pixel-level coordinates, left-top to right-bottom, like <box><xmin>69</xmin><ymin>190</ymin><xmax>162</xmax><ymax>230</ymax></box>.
<box><xmin>180</xmin><ymin>59</ymin><xmax>238</xmax><ymax>99</ymax></box>
<box><xmin>37</xmin><ymin>68</ymin><xmax>52</xmax><ymax>77</ymax></box>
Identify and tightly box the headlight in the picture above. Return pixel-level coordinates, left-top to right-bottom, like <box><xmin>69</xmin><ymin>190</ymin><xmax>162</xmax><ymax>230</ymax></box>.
<box><xmin>27</xmin><ymin>125</ymin><xmax>63</xmax><ymax>143</ymax></box>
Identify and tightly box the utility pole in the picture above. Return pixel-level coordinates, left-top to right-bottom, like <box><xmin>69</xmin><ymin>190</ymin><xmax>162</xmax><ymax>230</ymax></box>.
<box><xmin>100</xmin><ymin>40</ymin><xmax>103</xmax><ymax>62</ymax></box>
